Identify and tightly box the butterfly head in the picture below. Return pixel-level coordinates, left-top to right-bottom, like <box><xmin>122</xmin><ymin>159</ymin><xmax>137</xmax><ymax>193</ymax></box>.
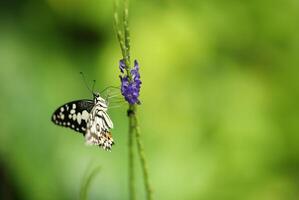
<box><xmin>93</xmin><ymin>92</ymin><xmax>108</xmax><ymax>109</ymax></box>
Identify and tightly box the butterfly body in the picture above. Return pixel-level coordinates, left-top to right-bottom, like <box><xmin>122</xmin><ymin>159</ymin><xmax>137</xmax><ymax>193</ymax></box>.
<box><xmin>51</xmin><ymin>93</ymin><xmax>114</xmax><ymax>151</ymax></box>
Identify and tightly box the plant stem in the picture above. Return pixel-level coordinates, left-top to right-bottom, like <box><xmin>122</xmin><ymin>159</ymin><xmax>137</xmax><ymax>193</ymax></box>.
<box><xmin>123</xmin><ymin>0</ymin><xmax>130</xmax><ymax>63</ymax></box>
<box><xmin>128</xmin><ymin>104</ymin><xmax>136</xmax><ymax>200</ymax></box>
<box><xmin>114</xmin><ymin>2</ymin><xmax>135</xmax><ymax>199</ymax></box>
<box><xmin>123</xmin><ymin>4</ymin><xmax>136</xmax><ymax>197</ymax></box>
<box><xmin>80</xmin><ymin>166</ymin><xmax>101</xmax><ymax>200</ymax></box>
<box><xmin>130</xmin><ymin>105</ymin><xmax>153</xmax><ymax>200</ymax></box>
<box><xmin>114</xmin><ymin>0</ymin><xmax>153</xmax><ymax>199</ymax></box>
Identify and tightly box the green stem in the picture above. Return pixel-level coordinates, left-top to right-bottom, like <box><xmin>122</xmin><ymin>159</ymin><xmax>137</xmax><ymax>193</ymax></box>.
<box><xmin>80</xmin><ymin>166</ymin><xmax>101</xmax><ymax>200</ymax></box>
<box><xmin>114</xmin><ymin>0</ymin><xmax>153</xmax><ymax>199</ymax></box>
<box><xmin>122</xmin><ymin>2</ymin><xmax>135</xmax><ymax>199</ymax></box>
<box><xmin>114</xmin><ymin>2</ymin><xmax>135</xmax><ymax>199</ymax></box>
<box><xmin>113</xmin><ymin>2</ymin><xmax>126</xmax><ymax>59</ymax></box>
<box><xmin>123</xmin><ymin>0</ymin><xmax>130</xmax><ymax>63</ymax></box>
<box><xmin>128</xmin><ymin>104</ymin><xmax>136</xmax><ymax>200</ymax></box>
<box><xmin>130</xmin><ymin>105</ymin><xmax>153</xmax><ymax>200</ymax></box>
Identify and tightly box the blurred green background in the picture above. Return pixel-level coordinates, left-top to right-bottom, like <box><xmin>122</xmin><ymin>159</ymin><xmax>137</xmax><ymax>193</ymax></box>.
<box><xmin>1</xmin><ymin>0</ymin><xmax>299</xmax><ymax>199</ymax></box>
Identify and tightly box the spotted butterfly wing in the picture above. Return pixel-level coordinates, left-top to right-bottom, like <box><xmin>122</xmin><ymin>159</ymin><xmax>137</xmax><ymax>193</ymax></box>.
<box><xmin>51</xmin><ymin>100</ymin><xmax>94</xmax><ymax>134</ymax></box>
<box><xmin>51</xmin><ymin>94</ymin><xmax>115</xmax><ymax>151</ymax></box>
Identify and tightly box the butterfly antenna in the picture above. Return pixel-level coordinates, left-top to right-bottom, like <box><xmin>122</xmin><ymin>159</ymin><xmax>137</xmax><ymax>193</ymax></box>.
<box><xmin>100</xmin><ymin>86</ymin><xmax>121</xmax><ymax>94</ymax></box>
<box><xmin>80</xmin><ymin>72</ymin><xmax>93</xmax><ymax>94</ymax></box>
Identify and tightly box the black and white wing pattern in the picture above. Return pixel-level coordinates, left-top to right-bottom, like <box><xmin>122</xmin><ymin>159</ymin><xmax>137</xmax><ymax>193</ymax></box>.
<box><xmin>85</xmin><ymin>105</ymin><xmax>114</xmax><ymax>150</ymax></box>
<box><xmin>51</xmin><ymin>100</ymin><xmax>94</xmax><ymax>134</ymax></box>
<box><xmin>51</xmin><ymin>93</ymin><xmax>115</xmax><ymax>151</ymax></box>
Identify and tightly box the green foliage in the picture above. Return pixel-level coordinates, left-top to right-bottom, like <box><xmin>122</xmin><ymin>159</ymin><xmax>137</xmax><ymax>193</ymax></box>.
<box><xmin>80</xmin><ymin>166</ymin><xmax>101</xmax><ymax>200</ymax></box>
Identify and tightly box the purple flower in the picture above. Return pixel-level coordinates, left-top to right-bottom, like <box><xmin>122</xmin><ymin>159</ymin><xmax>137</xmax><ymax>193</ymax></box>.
<box><xmin>119</xmin><ymin>59</ymin><xmax>142</xmax><ymax>105</ymax></box>
<box><xmin>119</xmin><ymin>59</ymin><xmax>126</xmax><ymax>73</ymax></box>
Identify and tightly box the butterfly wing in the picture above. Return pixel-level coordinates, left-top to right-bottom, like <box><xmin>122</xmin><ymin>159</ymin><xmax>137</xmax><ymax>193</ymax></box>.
<box><xmin>85</xmin><ymin>105</ymin><xmax>114</xmax><ymax>150</ymax></box>
<box><xmin>51</xmin><ymin>100</ymin><xmax>94</xmax><ymax>134</ymax></box>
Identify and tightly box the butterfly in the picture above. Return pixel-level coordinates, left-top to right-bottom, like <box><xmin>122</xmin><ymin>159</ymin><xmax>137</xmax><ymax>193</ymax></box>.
<box><xmin>51</xmin><ymin>92</ymin><xmax>114</xmax><ymax>151</ymax></box>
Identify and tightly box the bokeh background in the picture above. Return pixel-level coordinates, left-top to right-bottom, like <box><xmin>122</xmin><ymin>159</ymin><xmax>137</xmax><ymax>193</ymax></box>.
<box><xmin>1</xmin><ymin>0</ymin><xmax>299</xmax><ymax>199</ymax></box>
